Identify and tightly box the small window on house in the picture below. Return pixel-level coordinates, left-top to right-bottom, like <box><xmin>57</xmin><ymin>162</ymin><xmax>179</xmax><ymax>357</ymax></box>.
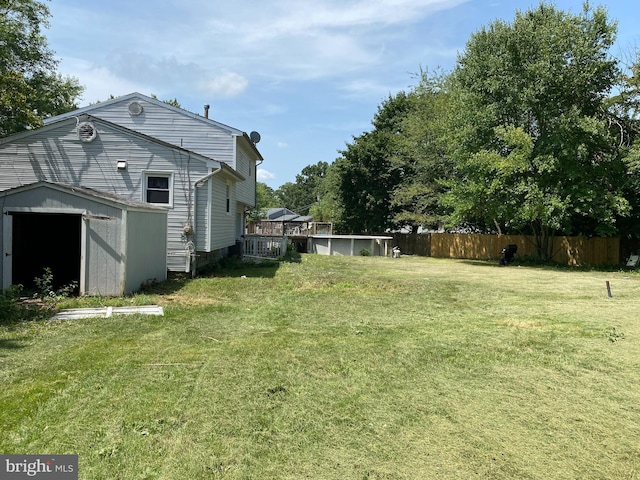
<box><xmin>226</xmin><ymin>183</ymin><xmax>231</xmax><ymax>213</ymax></box>
<box><xmin>144</xmin><ymin>173</ymin><xmax>173</xmax><ymax>205</ymax></box>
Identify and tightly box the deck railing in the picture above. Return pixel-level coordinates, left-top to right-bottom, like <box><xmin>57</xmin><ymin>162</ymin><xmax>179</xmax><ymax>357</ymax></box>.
<box><xmin>243</xmin><ymin>235</ymin><xmax>288</xmax><ymax>260</ymax></box>
<box><xmin>247</xmin><ymin>221</ymin><xmax>333</xmax><ymax>236</ymax></box>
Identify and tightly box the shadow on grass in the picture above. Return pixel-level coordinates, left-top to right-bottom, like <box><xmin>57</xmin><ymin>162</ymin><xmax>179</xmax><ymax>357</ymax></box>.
<box><xmin>193</xmin><ymin>253</ymin><xmax>303</xmax><ymax>279</ymax></box>
<box><xmin>0</xmin><ymin>297</ymin><xmax>53</xmax><ymax>328</ymax></box>
<box><xmin>458</xmin><ymin>258</ymin><xmax>634</xmax><ymax>274</ymax></box>
<box><xmin>197</xmin><ymin>258</ymin><xmax>282</xmax><ymax>279</ymax></box>
<box><xmin>0</xmin><ymin>338</ymin><xmax>29</xmax><ymax>354</ymax></box>
<box><xmin>458</xmin><ymin>259</ymin><xmax>503</xmax><ymax>268</ymax></box>
<box><xmin>142</xmin><ymin>258</ymin><xmax>286</xmax><ymax>296</ymax></box>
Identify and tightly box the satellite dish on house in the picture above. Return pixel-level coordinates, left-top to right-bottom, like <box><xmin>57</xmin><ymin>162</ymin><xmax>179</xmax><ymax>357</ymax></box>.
<box><xmin>78</xmin><ymin>121</ymin><xmax>97</xmax><ymax>142</ymax></box>
<box><xmin>128</xmin><ymin>101</ymin><xmax>143</xmax><ymax>116</ymax></box>
<box><xmin>249</xmin><ymin>131</ymin><xmax>261</xmax><ymax>144</ymax></box>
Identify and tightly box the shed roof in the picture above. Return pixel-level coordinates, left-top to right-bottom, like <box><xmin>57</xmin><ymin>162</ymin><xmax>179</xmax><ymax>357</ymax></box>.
<box><xmin>0</xmin><ymin>181</ymin><xmax>167</xmax><ymax>212</ymax></box>
<box><xmin>278</xmin><ymin>215</ymin><xmax>314</xmax><ymax>222</ymax></box>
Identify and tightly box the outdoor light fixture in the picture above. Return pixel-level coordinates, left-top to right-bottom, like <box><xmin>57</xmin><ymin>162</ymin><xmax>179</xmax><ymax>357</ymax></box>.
<box><xmin>117</xmin><ymin>160</ymin><xmax>127</xmax><ymax>171</ymax></box>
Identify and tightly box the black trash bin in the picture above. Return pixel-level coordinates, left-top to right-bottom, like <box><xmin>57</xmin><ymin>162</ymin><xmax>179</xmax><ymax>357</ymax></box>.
<box><xmin>499</xmin><ymin>244</ymin><xmax>517</xmax><ymax>265</ymax></box>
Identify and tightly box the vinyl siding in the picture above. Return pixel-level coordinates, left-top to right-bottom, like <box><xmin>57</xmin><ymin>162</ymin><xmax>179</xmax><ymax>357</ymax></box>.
<box><xmin>235</xmin><ymin>141</ymin><xmax>256</xmax><ymax>207</ymax></box>
<box><xmin>0</xmin><ymin>119</ymin><xmax>208</xmax><ymax>272</ymax></box>
<box><xmin>85</xmin><ymin>98</ymin><xmax>236</xmax><ymax>167</ymax></box>
<box><xmin>209</xmin><ymin>175</ymin><xmax>238</xmax><ymax>251</ymax></box>
<box><xmin>195</xmin><ymin>181</ymin><xmax>210</xmax><ymax>251</ymax></box>
<box><xmin>84</xmin><ymin>96</ymin><xmax>259</xmax><ymax>208</ymax></box>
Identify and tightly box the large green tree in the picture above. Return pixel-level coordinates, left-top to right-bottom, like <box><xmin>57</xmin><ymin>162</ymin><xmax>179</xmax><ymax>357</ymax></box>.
<box><xmin>607</xmin><ymin>51</ymin><xmax>640</xmax><ymax>237</ymax></box>
<box><xmin>0</xmin><ymin>0</ymin><xmax>83</xmax><ymax>136</ymax></box>
<box><xmin>275</xmin><ymin>161</ymin><xmax>329</xmax><ymax>214</ymax></box>
<box><xmin>390</xmin><ymin>69</ymin><xmax>454</xmax><ymax>232</ymax></box>
<box><xmin>309</xmin><ymin>162</ymin><xmax>341</xmax><ymax>223</ymax></box>
<box><xmin>333</xmin><ymin>92</ymin><xmax>413</xmax><ymax>233</ymax></box>
<box><xmin>445</xmin><ymin>2</ymin><xmax>628</xmax><ymax>258</ymax></box>
<box><xmin>246</xmin><ymin>182</ymin><xmax>280</xmax><ymax>221</ymax></box>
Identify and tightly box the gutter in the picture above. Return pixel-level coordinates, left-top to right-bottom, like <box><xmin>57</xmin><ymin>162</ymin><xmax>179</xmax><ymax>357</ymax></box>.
<box><xmin>194</xmin><ymin>165</ymin><xmax>223</xmax><ymax>188</ymax></box>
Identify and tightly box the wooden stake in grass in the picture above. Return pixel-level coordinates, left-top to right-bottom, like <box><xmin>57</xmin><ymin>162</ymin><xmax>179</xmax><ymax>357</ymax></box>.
<box><xmin>202</xmin><ymin>335</ymin><xmax>222</xmax><ymax>342</ymax></box>
<box><xmin>606</xmin><ymin>280</ymin><xmax>612</xmax><ymax>298</ymax></box>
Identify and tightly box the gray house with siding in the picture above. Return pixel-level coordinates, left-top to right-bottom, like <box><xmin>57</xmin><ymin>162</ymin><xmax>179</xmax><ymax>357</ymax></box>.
<box><xmin>0</xmin><ymin>93</ymin><xmax>263</xmax><ymax>293</ymax></box>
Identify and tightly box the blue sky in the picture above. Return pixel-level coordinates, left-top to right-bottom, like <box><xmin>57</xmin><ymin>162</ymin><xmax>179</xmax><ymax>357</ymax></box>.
<box><xmin>45</xmin><ymin>0</ymin><xmax>640</xmax><ymax>189</ymax></box>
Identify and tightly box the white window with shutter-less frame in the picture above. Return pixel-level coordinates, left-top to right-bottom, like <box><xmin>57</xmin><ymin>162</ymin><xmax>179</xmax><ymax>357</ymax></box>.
<box><xmin>143</xmin><ymin>172</ymin><xmax>173</xmax><ymax>206</ymax></box>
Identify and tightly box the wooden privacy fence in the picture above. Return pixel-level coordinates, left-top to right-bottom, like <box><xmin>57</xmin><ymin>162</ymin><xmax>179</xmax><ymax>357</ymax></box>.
<box><xmin>392</xmin><ymin>233</ymin><xmax>621</xmax><ymax>266</ymax></box>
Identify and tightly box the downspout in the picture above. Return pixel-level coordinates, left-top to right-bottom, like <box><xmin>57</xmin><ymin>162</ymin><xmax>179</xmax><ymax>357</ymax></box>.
<box><xmin>191</xmin><ymin>165</ymin><xmax>223</xmax><ymax>277</ymax></box>
<box><xmin>254</xmin><ymin>157</ymin><xmax>264</xmax><ymax>217</ymax></box>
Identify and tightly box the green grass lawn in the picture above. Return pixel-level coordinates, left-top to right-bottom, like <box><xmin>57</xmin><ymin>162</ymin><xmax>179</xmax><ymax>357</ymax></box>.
<box><xmin>2</xmin><ymin>255</ymin><xmax>640</xmax><ymax>479</ymax></box>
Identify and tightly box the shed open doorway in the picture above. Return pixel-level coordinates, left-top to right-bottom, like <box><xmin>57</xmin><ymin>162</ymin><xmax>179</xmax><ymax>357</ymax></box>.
<box><xmin>11</xmin><ymin>212</ymin><xmax>81</xmax><ymax>292</ymax></box>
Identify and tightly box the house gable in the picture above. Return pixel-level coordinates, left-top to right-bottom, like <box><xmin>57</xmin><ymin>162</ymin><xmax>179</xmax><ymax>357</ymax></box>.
<box><xmin>43</xmin><ymin>93</ymin><xmax>263</xmax><ymax>167</ymax></box>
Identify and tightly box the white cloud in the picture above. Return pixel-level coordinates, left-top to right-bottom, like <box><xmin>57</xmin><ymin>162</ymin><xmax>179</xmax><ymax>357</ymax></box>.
<box><xmin>277</xmin><ymin>142</ymin><xmax>289</xmax><ymax>148</ymax></box>
<box><xmin>57</xmin><ymin>58</ymin><xmax>150</xmax><ymax>105</ymax></box>
<box><xmin>197</xmin><ymin>72</ymin><xmax>249</xmax><ymax>97</ymax></box>
<box><xmin>50</xmin><ymin>0</ymin><xmax>470</xmax><ymax>95</ymax></box>
<box><xmin>339</xmin><ymin>78</ymin><xmax>397</xmax><ymax>100</ymax></box>
<box><xmin>257</xmin><ymin>169</ymin><xmax>276</xmax><ymax>182</ymax></box>
<box><xmin>171</xmin><ymin>0</ymin><xmax>470</xmax><ymax>82</ymax></box>
<box><xmin>104</xmin><ymin>50</ymin><xmax>248</xmax><ymax>99</ymax></box>
<box><xmin>242</xmin><ymin>0</ymin><xmax>468</xmax><ymax>39</ymax></box>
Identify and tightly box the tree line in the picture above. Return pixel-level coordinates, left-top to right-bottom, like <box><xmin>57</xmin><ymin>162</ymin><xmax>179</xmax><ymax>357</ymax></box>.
<box><xmin>259</xmin><ymin>2</ymin><xmax>640</xmax><ymax>259</ymax></box>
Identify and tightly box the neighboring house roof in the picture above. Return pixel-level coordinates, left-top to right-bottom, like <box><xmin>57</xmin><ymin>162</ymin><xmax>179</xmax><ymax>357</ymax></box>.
<box><xmin>0</xmin><ymin>181</ymin><xmax>166</xmax><ymax>212</ymax></box>
<box><xmin>272</xmin><ymin>214</ymin><xmax>313</xmax><ymax>222</ymax></box>
<box><xmin>0</xmin><ymin>115</ymin><xmax>246</xmax><ymax>183</ymax></box>
<box><xmin>266</xmin><ymin>208</ymin><xmax>296</xmax><ymax>220</ymax></box>
<box><xmin>265</xmin><ymin>208</ymin><xmax>313</xmax><ymax>222</ymax></box>
<box><xmin>43</xmin><ymin>92</ymin><xmax>264</xmax><ymax>161</ymax></box>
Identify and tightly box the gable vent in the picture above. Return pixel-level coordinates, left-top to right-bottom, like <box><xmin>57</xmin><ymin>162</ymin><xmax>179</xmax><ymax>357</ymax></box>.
<box><xmin>128</xmin><ymin>101</ymin><xmax>143</xmax><ymax>116</ymax></box>
<box><xmin>78</xmin><ymin>121</ymin><xmax>97</xmax><ymax>143</ymax></box>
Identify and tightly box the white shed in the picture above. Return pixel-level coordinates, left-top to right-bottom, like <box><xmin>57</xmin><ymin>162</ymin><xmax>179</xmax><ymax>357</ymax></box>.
<box><xmin>1</xmin><ymin>182</ymin><xmax>168</xmax><ymax>296</ymax></box>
